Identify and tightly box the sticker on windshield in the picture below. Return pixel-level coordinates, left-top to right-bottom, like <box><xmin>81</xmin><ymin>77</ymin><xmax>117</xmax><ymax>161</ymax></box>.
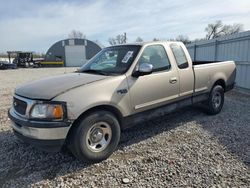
<box><xmin>122</xmin><ymin>51</ymin><xmax>134</xmax><ymax>63</ymax></box>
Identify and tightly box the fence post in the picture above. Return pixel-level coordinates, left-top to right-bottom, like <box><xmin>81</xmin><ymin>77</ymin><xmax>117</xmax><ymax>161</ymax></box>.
<box><xmin>214</xmin><ymin>40</ymin><xmax>218</xmax><ymax>61</ymax></box>
<box><xmin>194</xmin><ymin>44</ymin><xmax>196</xmax><ymax>61</ymax></box>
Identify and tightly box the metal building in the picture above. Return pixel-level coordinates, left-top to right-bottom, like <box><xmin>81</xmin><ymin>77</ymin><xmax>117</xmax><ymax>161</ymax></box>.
<box><xmin>186</xmin><ymin>31</ymin><xmax>250</xmax><ymax>91</ymax></box>
<box><xmin>45</xmin><ymin>38</ymin><xmax>102</xmax><ymax>67</ymax></box>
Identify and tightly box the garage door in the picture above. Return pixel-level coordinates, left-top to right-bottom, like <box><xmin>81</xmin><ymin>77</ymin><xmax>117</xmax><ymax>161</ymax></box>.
<box><xmin>65</xmin><ymin>45</ymin><xmax>86</xmax><ymax>67</ymax></box>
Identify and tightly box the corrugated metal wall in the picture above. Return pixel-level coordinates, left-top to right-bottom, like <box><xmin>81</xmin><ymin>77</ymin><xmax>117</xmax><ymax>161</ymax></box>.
<box><xmin>186</xmin><ymin>31</ymin><xmax>250</xmax><ymax>90</ymax></box>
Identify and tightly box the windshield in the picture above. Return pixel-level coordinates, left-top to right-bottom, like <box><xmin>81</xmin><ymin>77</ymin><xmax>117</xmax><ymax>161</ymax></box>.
<box><xmin>79</xmin><ymin>45</ymin><xmax>141</xmax><ymax>75</ymax></box>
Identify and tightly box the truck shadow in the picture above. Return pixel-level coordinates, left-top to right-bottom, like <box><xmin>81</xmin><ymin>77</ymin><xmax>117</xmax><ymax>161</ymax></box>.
<box><xmin>119</xmin><ymin>102</ymin><xmax>250</xmax><ymax>169</ymax></box>
<box><xmin>0</xmin><ymin>98</ymin><xmax>249</xmax><ymax>187</ymax></box>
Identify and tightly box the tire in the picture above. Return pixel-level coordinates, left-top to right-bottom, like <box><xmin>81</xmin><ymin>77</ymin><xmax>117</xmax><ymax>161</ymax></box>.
<box><xmin>68</xmin><ymin>110</ymin><xmax>121</xmax><ymax>162</ymax></box>
<box><xmin>206</xmin><ymin>85</ymin><xmax>224</xmax><ymax>115</ymax></box>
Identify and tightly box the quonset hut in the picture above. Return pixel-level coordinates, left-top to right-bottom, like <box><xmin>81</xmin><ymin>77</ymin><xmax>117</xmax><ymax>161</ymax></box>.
<box><xmin>44</xmin><ymin>38</ymin><xmax>102</xmax><ymax>67</ymax></box>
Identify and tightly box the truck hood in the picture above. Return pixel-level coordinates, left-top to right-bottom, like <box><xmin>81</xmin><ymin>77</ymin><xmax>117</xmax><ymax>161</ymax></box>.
<box><xmin>15</xmin><ymin>73</ymin><xmax>107</xmax><ymax>100</ymax></box>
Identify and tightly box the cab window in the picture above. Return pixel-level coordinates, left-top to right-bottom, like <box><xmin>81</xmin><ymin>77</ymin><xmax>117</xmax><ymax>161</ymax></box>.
<box><xmin>170</xmin><ymin>44</ymin><xmax>189</xmax><ymax>69</ymax></box>
<box><xmin>138</xmin><ymin>45</ymin><xmax>171</xmax><ymax>72</ymax></box>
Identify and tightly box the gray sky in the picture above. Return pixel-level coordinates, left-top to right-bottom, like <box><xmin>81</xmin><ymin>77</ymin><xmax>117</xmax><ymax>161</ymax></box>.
<box><xmin>0</xmin><ymin>0</ymin><xmax>250</xmax><ymax>53</ymax></box>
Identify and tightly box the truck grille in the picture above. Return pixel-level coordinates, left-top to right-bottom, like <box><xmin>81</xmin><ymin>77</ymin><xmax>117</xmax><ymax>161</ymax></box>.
<box><xmin>13</xmin><ymin>97</ymin><xmax>27</xmax><ymax>115</ymax></box>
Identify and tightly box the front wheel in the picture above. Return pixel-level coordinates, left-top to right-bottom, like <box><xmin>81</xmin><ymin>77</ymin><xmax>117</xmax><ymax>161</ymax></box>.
<box><xmin>68</xmin><ymin>111</ymin><xmax>121</xmax><ymax>162</ymax></box>
<box><xmin>206</xmin><ymin>85</ymin><xmax>224</xmax><ymax>115</ymax></box>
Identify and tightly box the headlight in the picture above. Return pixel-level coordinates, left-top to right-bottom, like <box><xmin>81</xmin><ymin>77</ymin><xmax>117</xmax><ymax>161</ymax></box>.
<box><xmin>30</xmin><ymin>103</ymin><xmax>64</xmax><ymax>120</ymax></box>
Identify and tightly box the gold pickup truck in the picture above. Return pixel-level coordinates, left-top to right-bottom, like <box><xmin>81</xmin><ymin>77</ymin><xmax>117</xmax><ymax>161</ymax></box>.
<box><xmin>8</xmin><ymin>41</ymin><xmax>236</xmax><ymax>162</ymax></box>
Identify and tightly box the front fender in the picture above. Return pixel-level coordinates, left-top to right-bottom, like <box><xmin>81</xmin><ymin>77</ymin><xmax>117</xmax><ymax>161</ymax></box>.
<box><xmin>53</xmin><ymin>75</ymin><xmax>131</xmax><ymax>120</ymax></box>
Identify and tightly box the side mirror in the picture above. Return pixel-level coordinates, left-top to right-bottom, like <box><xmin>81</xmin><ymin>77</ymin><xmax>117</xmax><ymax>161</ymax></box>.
<box><xmin>132</xmin><ymin>63</ymin><xmax>153</xmax><ymax>77</ymax></box>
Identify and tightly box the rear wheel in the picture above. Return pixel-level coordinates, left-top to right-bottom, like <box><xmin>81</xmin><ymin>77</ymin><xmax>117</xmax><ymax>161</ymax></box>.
<box><xmin>68</xmin><ymin>111</ymin><xmax>120</xmax><ymax>162</ymax></box>
<box><xmin>206</xmin><ymin>85</ymin><xmax>224</xmax><ymax>115</ymax></box>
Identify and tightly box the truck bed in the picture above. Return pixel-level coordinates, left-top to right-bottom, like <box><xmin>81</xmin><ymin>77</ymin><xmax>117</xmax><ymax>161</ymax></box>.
<box><xmin>193</xmin><ymin>61</ymin><xmax>222</xmax><ymax>65</ymax></box>
<box><xmin>193</xmin><ymin>61</ymin><xmax>236</xmax><ymax>94</ymax></box>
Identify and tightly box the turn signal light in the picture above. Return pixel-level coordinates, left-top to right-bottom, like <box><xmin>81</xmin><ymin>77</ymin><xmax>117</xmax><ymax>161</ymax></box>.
<box><xmin>53</xmin><ymin>105</ymin><xmax>63</xmax><ymax>119</ymax></box>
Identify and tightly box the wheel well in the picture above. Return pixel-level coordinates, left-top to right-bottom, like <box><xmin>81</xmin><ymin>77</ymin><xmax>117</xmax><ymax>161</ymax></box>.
<box><xmin>213</xmin><ymin>79</ymin><xmax>226</xmax><ymax>91</ymax></box>
<box><xmin>66</xmin><ymin>105</ymin><xmax>123</xmax><ymax>141</ymax></box>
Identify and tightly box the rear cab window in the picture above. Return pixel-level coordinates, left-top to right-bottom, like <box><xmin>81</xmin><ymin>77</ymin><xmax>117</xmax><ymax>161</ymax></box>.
<box><xmin>170</xmin><ymin>44</ymin><xmax>189</xmax><ymax>69</ymax></box>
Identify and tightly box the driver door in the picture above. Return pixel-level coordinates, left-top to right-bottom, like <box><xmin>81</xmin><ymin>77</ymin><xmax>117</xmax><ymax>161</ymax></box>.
<box><xmin>127</xmin><ymin>44</ymin><xmax>179</xmax><ymax>113</ymax></box>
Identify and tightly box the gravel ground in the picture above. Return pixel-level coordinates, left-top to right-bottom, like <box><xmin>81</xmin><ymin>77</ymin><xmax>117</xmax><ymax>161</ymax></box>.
<box><xmin>0</xmin><ymin>68</ymin><xmax>249</xmax><ymax>187</ymax></box>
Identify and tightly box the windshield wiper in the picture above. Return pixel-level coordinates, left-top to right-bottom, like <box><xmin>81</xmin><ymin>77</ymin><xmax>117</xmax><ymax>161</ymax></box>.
<box><xmin>81</xmin><ymin>69</ymin><xmax>109</xmax><ymax>76</ymax></box>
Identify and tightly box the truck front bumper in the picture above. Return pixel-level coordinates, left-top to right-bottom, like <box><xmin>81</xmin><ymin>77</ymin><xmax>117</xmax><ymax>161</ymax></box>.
<box><xmin>8</xmin><ymin>108</ymin><xmax>71</xmax><ymax>152</ymax></box>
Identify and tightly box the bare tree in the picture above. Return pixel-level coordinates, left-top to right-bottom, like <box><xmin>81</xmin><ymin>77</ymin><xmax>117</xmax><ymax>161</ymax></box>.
<box><xmin>135</xmin><ymin>37</ymin><xmax>143</xmax><ymax>43</ymax></box>
<box><xmin>108</xmin><ymin>38</ymin><xmax>117</xmax><ymax>45</ymax></box>
<box><xmin>153</xmin><ymin>38</ymin><xmax>160</xmax><ymax>41</ymax></box>
<box><xmin>151</xmin><ymin>35</ymin><xmax>190</xmax><ymax>44</ymax></box>
<box><xmin>205</xmin><ymin>20</ymin><xmax>223</xmax><ymax>40</ymax></box>
<box><xmin>222</xmin><ymin>23</ymin><xmax>243</xmax><ymax>35</ymax></box>
<box><xmin>205</xmin><ymin>20</ymin><xmax>243</xmax><ymax>40</ymax></box>
<box><xmin>33</xmin><ymin>52</ymin><xmax>45</xmax><ymax>58</ymax></box>
<box><xmin>0</xmin><ymin>53</ymin><xmax>8</xmax><ymax>58</ymax></box>
<box><xmin>193</xmin><ymin>38</ymin><xmax>205</xmax><ymax>42</ymax></box>
<box><xmin>108</xmin><ymin>33</ymin><xmax>127</xmax><ymax>45</ymax></box>
<box><xmin>68</xmin><ymin>30</ymin><xmax>85</xmax><ymax>39</ymax></box>
<box><xmin>116</xmin><ymin>34</ymin><xmax>126</xmax><ymax>44</ymax></box>
<box><xmin>175</xmin><ymin>35</ymin><xmax>191</xmax><ymax>44</ymax></box>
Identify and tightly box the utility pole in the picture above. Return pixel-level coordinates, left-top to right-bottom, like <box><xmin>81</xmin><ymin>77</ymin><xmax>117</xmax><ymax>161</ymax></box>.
<box><xmin>124</xmin><ymin>32</ymin><xmax>127</xmax><ymax>43</ymax></box>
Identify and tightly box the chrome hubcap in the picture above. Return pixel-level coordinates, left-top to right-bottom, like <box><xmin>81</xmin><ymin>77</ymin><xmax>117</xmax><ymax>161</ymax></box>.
<box><xmin>86</xmin><ymin>122</ymin><xmax>112</xmax><ymax>152</ymax></box>
<box><xmin>212</xmin><ymin>91</ymin><xmax>221</xmax><ymax>109</ymax></box>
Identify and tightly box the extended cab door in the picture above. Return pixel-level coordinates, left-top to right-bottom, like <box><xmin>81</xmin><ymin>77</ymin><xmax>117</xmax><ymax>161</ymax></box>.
<box><xmin>169</xmin><ymin>43</ymin><xmax>194</xmax><ymax>97</ymax></box>
<box><xmin>127</xmin><ymin>44</ymin><xmax>180</xmax><ymax>113</ymax></box>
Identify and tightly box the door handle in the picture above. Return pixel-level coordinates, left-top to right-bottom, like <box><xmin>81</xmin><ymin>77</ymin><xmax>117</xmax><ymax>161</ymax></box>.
<box><xmin>169</xmin><ymin>77</ymin><xmax>178</xmax><ymax>84</ymax></box>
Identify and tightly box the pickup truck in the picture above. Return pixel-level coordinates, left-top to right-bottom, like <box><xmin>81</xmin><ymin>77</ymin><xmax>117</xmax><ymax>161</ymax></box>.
<box><xmin>8</xmin><ymin>41</ymin><xmax>236</xmax><ymax>162</ymax></box>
